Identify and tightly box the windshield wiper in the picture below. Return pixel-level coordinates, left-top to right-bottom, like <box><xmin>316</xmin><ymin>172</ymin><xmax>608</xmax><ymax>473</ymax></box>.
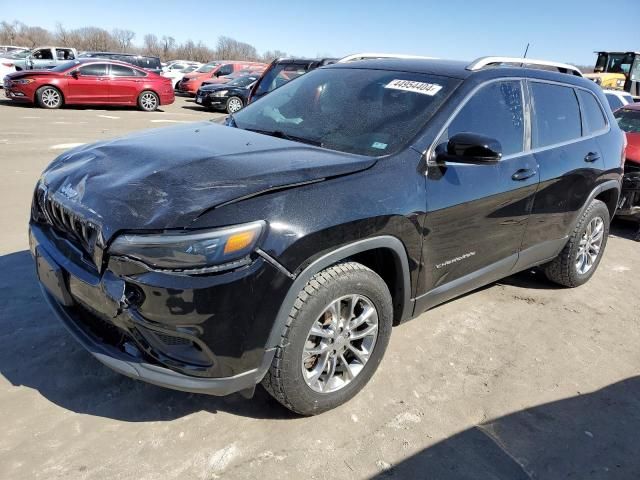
<box><xmin>243</xmin><ymin>128</ymin><xmax>322</xmax><ymax>147</ymax></box>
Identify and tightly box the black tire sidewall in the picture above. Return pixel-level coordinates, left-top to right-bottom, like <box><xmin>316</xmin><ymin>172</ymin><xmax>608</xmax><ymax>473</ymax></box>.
<box><xmin>36</xmin><ymin>86</ymin><xmax>62</xmax><ymax>109</ymax></box>
<box><xmin>276</xmin><ymin>268</ymin><xmax>392</xmax><ymax>414</ymax></box>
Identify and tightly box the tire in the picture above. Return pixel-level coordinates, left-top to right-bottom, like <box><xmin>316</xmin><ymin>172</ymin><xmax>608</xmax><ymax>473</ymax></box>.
<box><xmin>262</xmin><ymin>262</ymin><xmax>393</xmax><ymax>415</ymax></box>
<box><xmin>225</xmin><ymin>96</ymin><xmax>244</xmax><ymax>114</ymax></box>
<box><xmin>36</xmin><ymin>86</ymin><xmax>63</xmax><ymax>109</ymax></box>
<box><xmin>544</xmin><ymin>199</ymin><xmax>610</xmax><ymax>287</ymax></box>
<box><xmin>137</xmin><ymin>91</ymin><xmax>159</xmax><ymax>112</ymax></box>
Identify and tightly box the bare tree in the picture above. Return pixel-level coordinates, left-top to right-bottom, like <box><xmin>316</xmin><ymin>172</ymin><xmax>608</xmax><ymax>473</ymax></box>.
<box><xmin>162</xmin><ymin>35</ymin><xmax>176</xmax><ymax>59</ymax></box>
<box><xmin>143</xmin><ymin>33</ymin><xmax>162</xmax><ymax>57</ymax></box>
<box><xmin>261</xmin><ymin>49</ymin><xmax>288</xmax><ymax>62</ymax></box>
<box><xmin>112</xmin><ymin>29</ymin><xmax>135</xmax><ymax>52</ymax></box>
<box><xmin>0</xmin><ymin>21</ymin><xmax>20</xmax><ymax>44</ymax></box>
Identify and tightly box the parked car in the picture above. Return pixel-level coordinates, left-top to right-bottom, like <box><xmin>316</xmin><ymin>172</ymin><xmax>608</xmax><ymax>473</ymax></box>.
<box><xmin>0</xmin><ymin>45</ymin><xmax>29</xmax><ymax>55</ymax></box>
<box><xmin>29</xmin><ymin>56</ymin><xmax>624</xmax><ymax>415</ymax></box>
<box><xmin>163</xmin><ymin>60</ymin><xmax>200</xmax><ymax>72</ymax></box>
<box><xmin>17</xmin><ymin>46</ymin><xmax>78</xmax><ymax>70</ymax></box>
<box><xmin>4</xmin><ymin>59</ymin><xmax>174</xmax><ymax>111</ymax></box>
<box><xmin>613</xmin><ymin>103</ymin><xmax>640</xmax><ymax>237</ymax></box>
<box><xmin>0</xmin><ymin>50</ymin><xmax>30</xmax><ymax>85</ymax></box>
<box><xmin>78</xmin><ymin>52</ymin><xmax>162</xmax><ymax>74</ymax></box>
<box><xmin>247</xmin><ymin>57</ymin><xmax>335</xmax><ymax>103</ymax></box>
<box><xmin>177</xmin><ymin>61</ymin><xmax>266</xmax><ymax>96</ymax></box>
<box><xmin>162</xmin><ymin>63</ymin><xmax>202</xmax><ymax>89</ymax></box>
<box><xmin>604</xmin><ymin>89</ymin><xmax>635</xmax><ymax>111</ymax></box>
<box><xmin>200</xmin><ymin>68</ymin><xmax>264</xmax><ymax>87</ymax></box>
<box><xmin>195</xmin><ymin>73</ymin><xmax>260</xmax><ymax>113</ymax></box>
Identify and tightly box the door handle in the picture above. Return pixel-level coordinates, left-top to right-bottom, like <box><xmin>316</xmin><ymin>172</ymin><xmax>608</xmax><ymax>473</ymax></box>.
<box><xmin>512</xmin><ymin>168</ymin><xmax>537</xmax><ymax>181</ymax></box>
<box><xmin>584</xmin><ymin>152</ymin><xmax>601</xmax><ymax>163</ymax></box>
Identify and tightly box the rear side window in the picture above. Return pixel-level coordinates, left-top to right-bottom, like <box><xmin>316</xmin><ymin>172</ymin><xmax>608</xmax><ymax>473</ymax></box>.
<box><xmin>78</xmin><ymin>63</ymin><xmax>108</xmax><ymax>76</ymax></box>
<box><xmin>605</xmin><ymin>94</ymin><xmax>624</xmax><ymax>111</ymax></box>
<box><xmin>577</xmin><ymin>90</ymin><xmax>607</xmax><ymax>133</ymax></box>
<box><xmin>530</xmin><ymin>82</ymin><xmax>581</xmax><ymax>148</ymax></box>
<box><xmin>111</xmin><ymin>64</ymin><xmax>135</xmax><ymax>77</ymax></box>
<box><xmin>445</xmin><ymin>80</ymin><xmax>524</xmax><ymax>156</ymax></box>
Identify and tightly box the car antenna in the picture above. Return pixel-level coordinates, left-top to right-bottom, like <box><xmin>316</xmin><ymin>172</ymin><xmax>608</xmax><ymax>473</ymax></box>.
<box><xmin>521</xmin><ymin>43</ymin><xmax>530</xmax><ymax>67</ymax></box>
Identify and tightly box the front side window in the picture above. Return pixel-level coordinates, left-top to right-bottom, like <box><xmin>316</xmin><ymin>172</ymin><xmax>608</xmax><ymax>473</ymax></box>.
<box><xmin>111</xmin><ymin>64</ymin><xmax>135</xmax><ymax>77</ymax></box>
<box><xmin>78</xmin><ymin>63</ymin><xmax>108</xmax><ymax>76</ymax></box>
<box><xmin>605</xmin><ymin>94</ymin><xmax>624</xmax><ymax>111</ymax></box>
<box><xmin>33</xmin><ymin>49</ymin><xmax>53</xmax><ymax>60</ymax></box>
<box><xmin>443</xmin><ymin>80</ymin><xmax>524</xmax><ymax>156</ymax></box>
<box><xmin>254</xmin><ymin>64</ymin><xmax>311</xmax><ymax>97</ymax></box>
<box><xmin>530</xmin><ymin>82</ymin><xmax>582</xmax><ymax>148</ymax></box>
<box><xmin>234</xmin><ymin>68</ymin><xmax>457</xmax><ymax>157</ymax></box>
<box><xmin>577</xmin><ymin>89</ymin><xmax>607</xmax><ymax>134</ymax></box>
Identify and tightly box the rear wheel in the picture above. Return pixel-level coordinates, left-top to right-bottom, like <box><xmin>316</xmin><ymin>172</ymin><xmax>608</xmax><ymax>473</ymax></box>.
<box><xmin>262</xmin><ymin>262</ymin><xmax>393</xmax><ymax>415</ymax></box>
<box><xmin>36</xmin><ymin>86</ymin><xmax>63</xmax><ymax>109</ymax></box>
<box><xmin>226</xmin><ymin>96</ymin><xmax>244</xmax><ymax>114</ymax></box>
<box><xmin>544</xmin><ymin>199</ymin><xmax>610</xmax><ymax>287</ymax></box>
<box><xmin>137</xmin><ymin>91</ymin><xmax>159</xmax><ymax>112</ymax></box>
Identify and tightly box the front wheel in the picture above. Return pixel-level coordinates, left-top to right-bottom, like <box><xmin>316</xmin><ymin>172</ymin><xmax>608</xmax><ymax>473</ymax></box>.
<box><xmin>544</xmin><ymin>199</ymin><xmax>610</xmax><ymax>287</ymax></box>
<box><xmin>262</xmin><ymin>262</ymin><xmax>393</xmax><ymax>415</ymax></box>
<box><xmin>36</xmin><ymin>86</ymin><xmax>63</xmax><ymax>109</ymax></box>
<box><xmin>225</xmin><ymin>96</ymin><xmax>244</xmax><ymax>114</ymax></box>
<box><xmin>137</xmin><ymin>91</ymin><xmax>159</xmax><ymax>112</ymax></box>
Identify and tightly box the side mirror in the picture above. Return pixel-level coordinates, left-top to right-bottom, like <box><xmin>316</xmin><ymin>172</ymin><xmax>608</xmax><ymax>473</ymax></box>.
<box><xmin>72</xmin><ymin>70</ymin><xmax>81</xmax><ymax>78</ymax></box>
<box><xmin>435</xmin><ymin>132</ymin><xmax>502</xmax><ymax>164</ymax></box>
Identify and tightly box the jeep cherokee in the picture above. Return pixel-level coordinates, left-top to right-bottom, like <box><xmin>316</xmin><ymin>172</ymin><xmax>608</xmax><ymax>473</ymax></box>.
<box><xmin>30</xmin><ymin>56</ymin><xmax>625</xmax><ymax>415</ymax></box>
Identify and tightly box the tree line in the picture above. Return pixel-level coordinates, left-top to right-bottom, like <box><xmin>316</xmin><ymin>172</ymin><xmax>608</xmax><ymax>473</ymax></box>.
<box><xmin>0</xmin><ymin>20</ymin><xmax>289</xmax><ymax>63</ymax></box>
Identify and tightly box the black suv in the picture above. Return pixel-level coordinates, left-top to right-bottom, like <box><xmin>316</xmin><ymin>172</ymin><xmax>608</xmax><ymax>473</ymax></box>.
<box><xmin>78</xmin><ymin>52</ymin><xmax>162</xmax><ymax>74</ymax></box>
<box><xmin>30</xmin><ymin>57</ymin><xmax>625</xmax><ymax>415</ymax></box>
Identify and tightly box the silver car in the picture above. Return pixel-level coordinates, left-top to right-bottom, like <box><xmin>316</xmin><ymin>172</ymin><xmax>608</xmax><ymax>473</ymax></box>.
<box><xmin>19</xmin><ymin>46</ymin><xmax>78</xmax><ymax>70</ymax></box>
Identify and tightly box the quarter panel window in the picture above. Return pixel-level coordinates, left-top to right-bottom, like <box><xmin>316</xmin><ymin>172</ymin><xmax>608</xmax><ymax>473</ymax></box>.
<box><xmin>78</xmin><ymin>63</ymin><xmax>108</xmax><ymax>76</ymax></box>
<box><xmin>445</xmin><ymin>81</ymin><xmax>524</xmax><ymax>156</ymax></box>
<box><xmin>530</xmin><ymin>82</ymin><xmax>581</xmax><ymax>148</ymax></box>
<box><xmin>577</xmin><ymin>90</ymin><xmax>607</xmax><ymax>134</ymax></box>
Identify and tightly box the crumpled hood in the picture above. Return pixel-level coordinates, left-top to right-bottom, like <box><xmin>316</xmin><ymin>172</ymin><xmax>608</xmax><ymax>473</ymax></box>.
<box><xmin>41</xmin><ymin>121</ymin><xmax>375</xmax><ymax>242</ymax></box>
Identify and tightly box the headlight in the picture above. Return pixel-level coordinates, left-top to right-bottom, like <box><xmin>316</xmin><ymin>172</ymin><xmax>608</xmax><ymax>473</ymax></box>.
<box><xmin>110</xmin><ymin>221</ymin><xmax>265</xmax><ymax>272</ymax></box>
<box><xmin>212</xmin><ymin>90</ymin><xmax>228</xmax><ymax>97</ymax></box>
<box><xmin>12</xmin><ymin>78</ymin><xmax>34</xmax><ymax>85</ymax></box>
<box><xmin>616</xmin><ymin>79</ymin><xmax>625</xmax><ymax>87</ymax></box>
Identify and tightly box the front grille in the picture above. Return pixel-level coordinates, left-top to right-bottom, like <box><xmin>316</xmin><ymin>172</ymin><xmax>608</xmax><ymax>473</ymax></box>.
<box><xmin>37</xmin><ymin>186</ymin><xmax>98</xmax><ymax>257</ymax></box>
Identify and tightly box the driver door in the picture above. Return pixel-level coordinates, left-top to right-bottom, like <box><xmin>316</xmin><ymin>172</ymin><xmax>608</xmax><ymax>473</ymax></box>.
<box><xmin>66</xmin><ymin>63</ymin><xmax>110</xmax><ymax>104</ymax></box>
<box><xmin>416</xmin><ymin>80</ymin><xmax>539</xmax><ymax>310</ymax></box>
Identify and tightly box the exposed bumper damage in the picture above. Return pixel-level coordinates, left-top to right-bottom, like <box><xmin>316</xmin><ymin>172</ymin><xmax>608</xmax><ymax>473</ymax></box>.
<box><xmin>618</xmin><ymin>162</ymin><xmax>640</xmax><ymax>240</ymax></box>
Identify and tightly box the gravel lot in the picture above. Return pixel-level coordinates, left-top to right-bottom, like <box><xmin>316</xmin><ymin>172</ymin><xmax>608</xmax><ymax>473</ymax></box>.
<box><xmin>0</xmin><ymin>97</ymin><xmax>639</xmax><ymax>480</ymax></box>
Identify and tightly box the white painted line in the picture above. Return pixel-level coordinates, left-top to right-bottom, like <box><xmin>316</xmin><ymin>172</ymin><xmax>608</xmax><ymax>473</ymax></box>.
<box><xmin>98</xmin><ymin>114</ymin><xmax>120</xmax><ymax>119</ymax></box>
<box><xmin>22</xmin><ymin>116</ymin><xmax>41</xmax><ymax>119</ymax></box>
<box><xmin>50</xmin><ymin>143</ymin><xmax>85</xmax><ymax>150</ymax></box>
<box><xmin>150</xmin><ymin>119</ymin><xmax>190</xmax><ymax>123</ymax></box>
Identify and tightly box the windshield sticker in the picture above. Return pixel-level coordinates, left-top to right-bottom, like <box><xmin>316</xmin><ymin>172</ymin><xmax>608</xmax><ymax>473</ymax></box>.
<box><xmin>385</xmin><ymin>79</ymin><xmax>442</xmax><ymax>96</ymax></box>
<box><xmin>371</xmin><ymin>142</ymin><xmax>388</xmax><ymax>150</ymax></box>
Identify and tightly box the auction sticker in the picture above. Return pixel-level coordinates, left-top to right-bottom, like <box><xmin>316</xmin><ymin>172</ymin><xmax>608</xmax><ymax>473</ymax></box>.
<box><xmin>385</xmin><ymin>79</ymin><xmax>442</xmax><ymax>96</ymax></box>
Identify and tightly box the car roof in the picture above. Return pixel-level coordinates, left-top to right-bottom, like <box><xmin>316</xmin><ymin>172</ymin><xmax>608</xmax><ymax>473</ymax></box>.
<box><xmin>619</xmin><ymin>102</ymin><xmax>640</xmax><ymax>111</ymax></box>
<box><xmin>604</xmin><ymin>89</ymin><xmax>631</xmax><ymax>97</ymax></box>
<box><xmin>82</xmin><ymin>52</ymin><xmax>159</xmax><ymax>58</ymax></box>
<box><xmin>63</xmin><ymin>58</ymin><xmax>151</xmax><ymax>69</ymax></box>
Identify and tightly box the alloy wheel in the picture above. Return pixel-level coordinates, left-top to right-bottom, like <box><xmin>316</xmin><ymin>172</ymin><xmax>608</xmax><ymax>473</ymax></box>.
<box><xmin>576</xmin><ymin>216</ymin><xmax>604</xmax><ymax>274</ymax></box>
<box><xmin>302</xmin><ymin>294</ymin><xmax>379</xmax><ymax>393</ymax></box>
<box><xmin>41</xmin><ymin>88</ymin><xmax>61</xmax><ymax>108</ymax></box>
<box><xmin>140</xmin><ymin>92</ymin><xmax>158</xmax><ymax>111</ymax></box>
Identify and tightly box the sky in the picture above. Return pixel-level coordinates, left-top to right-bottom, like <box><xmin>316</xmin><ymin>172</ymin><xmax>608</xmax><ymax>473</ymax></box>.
<box><xmin>4</xmin><ymin>0</ymin><xmax>639</xmax><ymax>65</ymax></box>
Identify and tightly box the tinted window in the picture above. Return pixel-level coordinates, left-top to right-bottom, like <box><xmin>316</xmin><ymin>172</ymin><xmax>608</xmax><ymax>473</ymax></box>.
<box><xmin>614</xmin><ymin>108</ymin><xmax>640</xmax><ymax>133</ymax></box>
<box><xmin>605</xmin><ymin>94</ymin><xmax>624</xmax><ymax>111</ymax></box>
<box><xmin>111</xmin><ymin>64</ymin><xmax>135</xmax><ymax>77</ymax></box>
<box><xmin>530</xmin><ymin>82</ymin><xmax>581</xmax><ymax>148</ymax></box>
<box><xmin>445</xmin><ymin>81</ymin><xmax>524</xmax><ymax>156</ymax></box>
<box><xmin>56</xmin><ymin>49</ymin><xmax>74</xmax><ymax>60</ymax></box>
<box><xmin>234</xmin><ymin>68</ymin><xmax>456</xmax><ymax>157</ymax></box>
<box><xmin>33</xmin><ymin>49</ymin><xmax>53</xmax><ymax>60</ymax></box>
<box><xmin>577</xmin><ymin>90</ymin><xmax>607</xmax><ymax>133</ymax></box>
<box><xmin>78</xmin><ymin>63</ymin><xmax>108</xmax><ymax>76</ymax></box>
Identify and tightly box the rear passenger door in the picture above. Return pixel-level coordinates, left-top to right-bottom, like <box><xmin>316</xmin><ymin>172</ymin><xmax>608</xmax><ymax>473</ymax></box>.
<box><xmin>108</xmin><ymin>64</ymin><xmax>140</xmax><ymax>104</ymax></box>
<box><xmin>520</xmin><ymin>81</ymin><xmax>606</xmax><ymax>252</ymax></box>
<box><xmin>420</xmin><ymin>80</ymin><xmax>539</xmax><ymax>298</ymax></box>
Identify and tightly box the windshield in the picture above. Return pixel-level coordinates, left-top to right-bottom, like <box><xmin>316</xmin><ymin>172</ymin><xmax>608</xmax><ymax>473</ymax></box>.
<box><xmin>233</xmin><ymin>68</ymin><xmax>457</xmax><ymax>156</ymax></box>
<box><xmin>196</xmin><ymin>62</ymin><xmax>220</xmax><ymax>73</ymax></box>
<box><xmin>615</xmin><ymin>109</ymin><xmax>640</xmax><ymax>133</ymax></box>
<box><xmin>228</xmin><ymin>75</ymin><xmax>259</xmax><ymax>87</ymax></box>
<box><xmin>50</xmin><ymin>61</ymin><xmax>80</xmax><ymax>72</ymax></box>
<box><xmin>596</xmin><ymin>53</ymin><xmax>634</xmax><ymax>75</ymax></box>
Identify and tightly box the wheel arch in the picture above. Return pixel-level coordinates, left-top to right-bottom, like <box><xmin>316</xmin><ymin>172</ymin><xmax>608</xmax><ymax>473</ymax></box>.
<box><xmin>264</xmin><ymin>236</ymin><xmax>413</xmax><ymax>350</ymax></box>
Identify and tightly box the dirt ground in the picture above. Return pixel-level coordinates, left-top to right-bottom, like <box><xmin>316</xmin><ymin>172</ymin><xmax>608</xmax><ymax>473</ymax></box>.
<box><xmin>0</xmin><ymin>97</ymin><xmax>639</xmax><ymax>480</ymax></box>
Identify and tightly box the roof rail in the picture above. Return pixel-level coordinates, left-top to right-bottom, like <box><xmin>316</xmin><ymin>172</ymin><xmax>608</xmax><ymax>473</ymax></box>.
<box><xmin>467</xmin><ymin>56</ymin><xmax>583</xmax><ymax>77</ymax></box>
<box><xmin>338</xmin><ymin>52</ymin><xmax>436</xmax><ymax>63</ymax></box>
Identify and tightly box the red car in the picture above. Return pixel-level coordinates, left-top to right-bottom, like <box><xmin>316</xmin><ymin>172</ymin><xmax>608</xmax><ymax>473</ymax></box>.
<box><xmin>177</xmin><ymin>60</ymin><xmax>266</xmax><ymax>96</ymax></box>
<box><xmin>3</xmin><ymin>59</ymin><xmax>174</xmax><ymax>111</ymax></box>
<box><xmin>614</xmin><ymin>103</ymin><xmax>640</xmax><ymax>234</ymax></box>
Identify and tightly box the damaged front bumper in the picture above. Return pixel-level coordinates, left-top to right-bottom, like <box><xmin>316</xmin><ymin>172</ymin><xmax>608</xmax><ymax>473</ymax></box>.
<box><xmin>29</xmin><ymin>222</ymin><xmax>284</xmax><ymax>396</ymax></box>
<box><xmin>617</xmin><ymin>162</ymin><xmax>640</xmax><ymax>221</ymax></box>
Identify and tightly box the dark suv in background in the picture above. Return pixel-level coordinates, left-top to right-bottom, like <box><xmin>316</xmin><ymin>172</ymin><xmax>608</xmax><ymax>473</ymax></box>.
<box><xmin>30</xmin><ymin>56</ymin><xmax>625</xmax><ymax>415</ymax></box>
<box><xmin>78</xmin><ymin>52</ymin><xmax>162</xmax><ymax>73</ymax></box>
